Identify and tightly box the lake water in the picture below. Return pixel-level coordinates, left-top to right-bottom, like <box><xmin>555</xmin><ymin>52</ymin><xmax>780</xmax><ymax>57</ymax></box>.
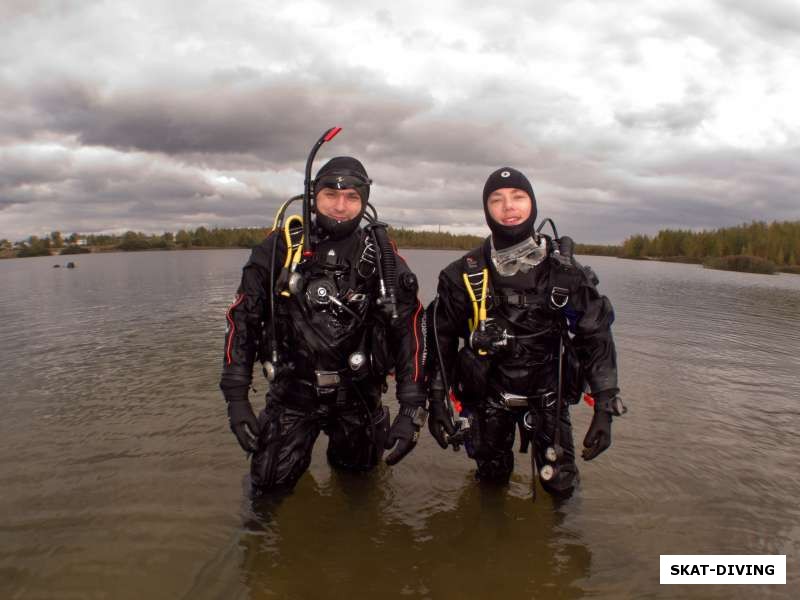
<box><xmin>1</xmin><ymin>249</ymin><xmax>799</xmax><ymax>599</ymax></box>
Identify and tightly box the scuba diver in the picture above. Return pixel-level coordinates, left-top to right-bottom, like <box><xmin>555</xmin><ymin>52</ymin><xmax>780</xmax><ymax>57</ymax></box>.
<box><xmin>426</xmin><ymin>167</ymin><xmax>625</xmax><ymax>498</ymax></box>
<box><xmin>220</xmin><ymin>128</ymin><xmax>427</xmax><ymax>495</ymax></box>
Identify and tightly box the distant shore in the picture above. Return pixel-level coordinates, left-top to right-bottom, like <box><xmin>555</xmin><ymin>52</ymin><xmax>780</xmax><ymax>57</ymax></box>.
<box><xmin>5</xmin><ymin>220</ymin><xmax>799</xmax><ymax>274</ymax></box>
<box><xmin>615</xmin><ymin>254</ymin><xmax>800</xmax><ymax>275</ymax></box>
<box><xmin>4</xmin><ymin>244</ymin><xmax>798</xmax><ymax>275</ymax></box>
<box><xmin>0</xmin><ymin>245</ymin><xmax>236</xmax><ymax>259</ymax></box>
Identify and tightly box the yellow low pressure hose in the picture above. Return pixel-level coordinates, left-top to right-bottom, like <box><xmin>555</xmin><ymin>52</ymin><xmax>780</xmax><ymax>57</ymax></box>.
<box><xmin>463</xmin><ymin>268</ymin><xmax>489</xmax><ymax>355</ymax></box>
<box><xmin>283</xmin><ymin>215</ymin><xmax>303</xmax><ymax>269</ymax></box>
<box><xmin>478</xmin><ymin>267</ymin><xmax>488</xmax><ymax>328</ymax></box>
<box><xmin>462</xmin><ymin>273</ymin><xmax>480</xmax><ymax>333</ymax></box>
<box><xmin>279</xmin><ymin>215</ymin><xmax>304</xmax><ymax>297</ymax></box>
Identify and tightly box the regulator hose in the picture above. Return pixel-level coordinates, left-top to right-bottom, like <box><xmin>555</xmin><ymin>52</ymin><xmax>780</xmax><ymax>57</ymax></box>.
<box><xmin>269</xmin><ymin>194</ymin><xmax>303</xmax><ymax>364</ymax></box>
<box><xmin>535</xmin><ymin>217</ymin><xmax>559</xmax><ymax>240</ymax></box>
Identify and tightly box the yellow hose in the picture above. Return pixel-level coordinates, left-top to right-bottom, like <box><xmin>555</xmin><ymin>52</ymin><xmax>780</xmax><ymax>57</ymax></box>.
<box><xmin>282</xmin><ymin>215</ymin><xmax>303</xmax><ymax>269</ymax></box>
<box><xmin>478</xmin><ymin>267</ymin><xmax>488</xmax><ymax>325</ymax></box>
<box><xmin>462</xmin><ymin>273</ymin><xmax>479</xmax><ymax>332</ymax></box>
<box><xmin>279</xmin><ymin>215</ymin><xmax>304</xmax><ymax>297</ymax></box>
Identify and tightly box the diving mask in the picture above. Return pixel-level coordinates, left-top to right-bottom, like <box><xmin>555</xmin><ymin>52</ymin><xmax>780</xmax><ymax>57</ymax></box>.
<box><xmin>490</xmin><ymin>235</ymin><xmax>548</xmax><ymax>276</ymax></box>
<box><xmin>314</xmin><ymin>172</ymin><xmax>371</xmax><ymax>203</ymax></box>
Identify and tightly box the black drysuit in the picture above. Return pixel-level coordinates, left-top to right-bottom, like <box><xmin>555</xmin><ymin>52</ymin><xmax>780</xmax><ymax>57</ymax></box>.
<box><xmin>429</xmin><ymin>238</ymin><xmax>618</xmax><ymax>495</ymax></box>
<box><xmin>221</xmin><ymin>229</ymin><xmax>425</xmax><ymax>492</ymax></box>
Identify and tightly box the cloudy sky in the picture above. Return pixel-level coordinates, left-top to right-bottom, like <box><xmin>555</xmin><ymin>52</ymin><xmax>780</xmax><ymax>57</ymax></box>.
<box><xmin>1</xmin><ymin>0</ymin><xmax>799</xmax><ymax>243</ymax></box>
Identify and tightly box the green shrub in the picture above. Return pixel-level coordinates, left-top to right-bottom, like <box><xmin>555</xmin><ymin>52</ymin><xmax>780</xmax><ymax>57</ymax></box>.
<box><xmin>60</xmin><ymin>245</ymin><xmax>91</xmax><ymax>255</ymax></box>
<box><xmin>703</xmin><ymin>255</ymin><xmax>776</xmax><ymax>274</ymax></box>
<box><xmin>660</xmin><ymin>255</ymin><xmax>702</xmax><ymax>264</ymax></box>
<box><xmin>118</xmin><ymin>239</ymin><xmax>152</xmax><ymax>251</ymax></box>
<box><xmin>16</xmin><ymin>246</ymin><xmax>51</xmax><ymax>257</ymax></box>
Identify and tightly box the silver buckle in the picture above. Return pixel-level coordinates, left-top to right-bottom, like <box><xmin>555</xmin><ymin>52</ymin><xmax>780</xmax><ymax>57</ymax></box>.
<box><xmin>314</xmin><ymin>371</ymin><xmax>341</xmax><ymax>388</ymax></box>
<box><xmin>500</xmin><ymin>391</ymin><xmax>529</xmax><ymax>408</ymax></box>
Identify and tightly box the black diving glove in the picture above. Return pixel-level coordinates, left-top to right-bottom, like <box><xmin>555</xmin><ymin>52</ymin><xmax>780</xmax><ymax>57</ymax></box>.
<box><xmin>385</xmin><ymin>403</ymin><xmax>427</xmax><ymax>465</ymax></box>
<box><xmin>428</xmin><ymin>393</ymin><xmax>456</xmax><ymax>449</ymax></box>
<box><xmin>227</xmin><ymin>399</ymin><xmax>261</xmax><ymax>454</ymax></box>
<box><xmin>582</xmin><ymin>389</ymin><xmax>622</xmax><ymax>461</ymax></box>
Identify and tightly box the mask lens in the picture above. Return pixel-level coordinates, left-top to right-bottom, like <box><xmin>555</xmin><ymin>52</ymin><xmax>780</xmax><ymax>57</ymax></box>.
<box><xmin>314</xmin><ymin>172</ymin><xmax>371</xmax><ymax>203</ymax></box>
<box><xmin>316</xmin><ymin>174</ymin><xmax>366</xmax><ymax>190</ymax></box>
<box><xmin>495</xmin><ymin>258</ymin><xmax>521</xmax><ymax>276</ymax></box>
<box><xmin>492</xmin><ymin>236</ymin><xmax>547</xmax><ymax>275</ymax></box>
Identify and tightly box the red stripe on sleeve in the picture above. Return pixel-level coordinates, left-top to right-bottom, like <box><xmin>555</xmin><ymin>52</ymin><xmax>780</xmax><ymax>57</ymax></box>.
<box><xmin>225</xmin><ymin>294</ymin><xmax>246</xmax><ymax>365</ymax></box>
<box><xmin>411</xmin><ymin>300</ymin><xmax>423</xmax><ymax>382</ymax></box>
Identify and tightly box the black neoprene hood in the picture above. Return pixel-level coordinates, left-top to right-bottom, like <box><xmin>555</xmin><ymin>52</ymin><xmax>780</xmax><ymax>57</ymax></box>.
<box><xmin>482</xmin><ymin>166</ymin><xmax>538</xmax><ymax>249</ymax></box>
<box><xmin>313</xmin><ymin>156</ymin><xmax>371</xmax><ymax>240</ymax></box>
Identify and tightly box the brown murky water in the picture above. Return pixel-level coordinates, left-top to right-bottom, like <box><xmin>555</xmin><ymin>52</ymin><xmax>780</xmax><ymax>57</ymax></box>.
<box><xmin>1</xmin><ymin>249</ymin><xmax>798</xmax><ymax>599</ymax></box>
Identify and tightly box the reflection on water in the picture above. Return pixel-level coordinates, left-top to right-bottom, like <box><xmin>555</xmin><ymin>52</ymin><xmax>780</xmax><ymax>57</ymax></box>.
<box><xmin>232</xmin><ymin>471</ymin><xmax>590</xmax><ymax>599</ymax></box>
<box><xmin>1</xmin><ymin>249</ymin><xmax>799</xmax><ymax>599</ymax></box>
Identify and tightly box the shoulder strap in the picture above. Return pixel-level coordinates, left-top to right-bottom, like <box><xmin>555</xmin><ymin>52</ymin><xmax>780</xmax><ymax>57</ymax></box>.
<box><xmin>545</xmin><ymin>235</ymin><xmax>578</xmax><ymax>309</ymax></box>
<box><xmin>345</xmin><ymin>229</ymin><xmax>372</xmax><ymax>291</ymax></box>
<box><xmin>462</xmin><ymin>242</ymin><xmax>487</xmax><ymax>274</ymax></box>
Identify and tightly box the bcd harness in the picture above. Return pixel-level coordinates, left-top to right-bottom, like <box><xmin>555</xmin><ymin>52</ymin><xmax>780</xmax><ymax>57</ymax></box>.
<box><xmin>460</xmin><ymin>238</ymin><xmax>575</xmax><ymax>357</ymax></box>
<box><xmin>264</xmin><ymin>126</ymin><xmax>401</xmax><ymax>389</ymax></box>
<box><xmin>455</xmin><ymin>236</ymin><xmax>582</xmax><ymax>491</ymax></box>
<box><xmin>266</xmin><ymin>213</ymin><xmax>386</xmax><ymax>384</ymax></box>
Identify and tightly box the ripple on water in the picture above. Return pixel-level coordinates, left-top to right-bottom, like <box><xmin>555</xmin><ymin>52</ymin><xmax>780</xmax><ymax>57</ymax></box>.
<box><xmin>2</xmin><ymin>251</ymin><xmax>800</xmax><ymax>599</ymax></box>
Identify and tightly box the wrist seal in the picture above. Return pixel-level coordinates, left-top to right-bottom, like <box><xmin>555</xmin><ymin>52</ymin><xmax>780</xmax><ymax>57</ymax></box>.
<box><xmin>595</xmin><ymin>394</ymin><xmax>627</xmax><ymax>417</ymax></box>
<box><xmin>400</xmin><ymin>404</ymin><xmax>428</xmax><ymax>428</ymax></box>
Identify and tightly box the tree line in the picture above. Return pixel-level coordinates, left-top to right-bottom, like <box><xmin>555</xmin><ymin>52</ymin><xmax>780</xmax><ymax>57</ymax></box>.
<box><xmin>5</xmin><ymin>220</ymin><xmax>800</xmax><ymax>268</ymax></box>
<box><xmin>3</xmin><ymin>226</ymin><xmax>485</xmax><ymax>255</ymax></box>
<box><xmin>2</xmin><ymin>225</ymin><xmax>630</xmax><ymax>256</ymax></box>
<box><xmin>2</xmin><ymin>227</ymin><xmax>271</xmax><ymax>257</ymax></box>
<box><xmin>620</xmin><ymin>220</ymin><xmax>800</xmax><ymax>266</ymax></box>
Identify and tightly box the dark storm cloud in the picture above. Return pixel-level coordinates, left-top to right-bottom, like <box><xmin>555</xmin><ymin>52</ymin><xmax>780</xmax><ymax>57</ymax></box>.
<box><xmin>368</xmin><ymin>118</ymin><xmax>531</xmax><ymax>167</ymax></box>
<box><xmin>18</xmin><ymin>76</ymin><xmax>430</xmax><ymax>166</ymax></box>
<box><xmin>0</xmin><ymin>146</ymin><xmax>289</xmax><ymax>237</ymax></box>
<box><xmin>378</xmin><ymin>116</ymin><xmax>800</xmax><ymax>244</ymax></box>
<box><xmin>615</xmin><ymin>98</ymin><xmax>713</xmax><ymax>134</ymax></box>
<box><xmin>718</xmin><ymin>0</ymin><xmax>800</xmax><ymax>35</ymax></box>
<box><xmin>544</xmin><ymin>143</ymin><xmax>800</xmax><ymax>242</ymax></box>
<box><xmin>11</xmin><ymin>68</ymin><xmax>543</xmax><ymax>173</ymax></box>
<box><xmin>1</xmin><ymin>0</ymin><xmax>799</xmax><ymax>243</ymax></box>
<box><xmin>0</xmin><ymin>146</ymin><xmax>71</xmax><ymax>189</ymax></box>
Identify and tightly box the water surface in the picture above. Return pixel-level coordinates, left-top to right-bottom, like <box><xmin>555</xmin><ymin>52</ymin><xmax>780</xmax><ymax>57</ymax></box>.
<box><xmin>1</xmin><ymin>249</ymin><xmax>798</xmax><ymax>599</ymax></box>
